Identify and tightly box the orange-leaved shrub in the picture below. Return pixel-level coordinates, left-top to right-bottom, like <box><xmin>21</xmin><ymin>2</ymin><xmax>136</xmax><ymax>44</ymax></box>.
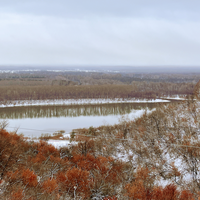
<box><xmin>57</xmin><ymin>167</ymin><xmax>91</xmax><ymax>198</ymax></box>
<box><xmin>22</xmin><ymin>168</ymin><xmax>38</xmax><ymax>187</ymax></box>
<box><xmin>42</xmin><ymin>178</ymin><xmax>58</xmax><ymax>194</ymax></box>
<box><xmin>126</xmin><ymin>167</ymin><xmax>195</xmax><ymax>200</ymax></box>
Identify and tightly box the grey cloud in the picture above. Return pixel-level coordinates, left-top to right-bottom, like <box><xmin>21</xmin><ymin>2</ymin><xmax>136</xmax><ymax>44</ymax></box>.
<box><xmin>1</xmin><ymin>0</ymin><xmax>200</xmax><ymax>19</ymax></box>
<box><xmin>0</xmin><ymin>0</ymin><xmax>200</xmax><ymax>66</ymax></box>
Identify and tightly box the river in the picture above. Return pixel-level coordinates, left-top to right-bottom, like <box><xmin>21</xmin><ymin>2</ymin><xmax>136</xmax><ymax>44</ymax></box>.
<box><xmin>0</xmin><ymin>101</ymin><xmax>174</xmax><ymax>137</ymax></box>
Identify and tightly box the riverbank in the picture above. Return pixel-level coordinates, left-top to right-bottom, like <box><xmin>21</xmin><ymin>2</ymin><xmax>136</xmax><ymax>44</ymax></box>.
<box><xmin>0</xmin><ymin>98</ymin><xmax>170</xmax><ymax>108</ymax></box>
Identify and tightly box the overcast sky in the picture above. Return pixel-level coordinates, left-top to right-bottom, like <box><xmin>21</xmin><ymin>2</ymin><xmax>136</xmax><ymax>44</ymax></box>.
<box><xmin>0</xmin><ymin>0</ymin><xmax>200</xmax><ymax>67</ymax></box>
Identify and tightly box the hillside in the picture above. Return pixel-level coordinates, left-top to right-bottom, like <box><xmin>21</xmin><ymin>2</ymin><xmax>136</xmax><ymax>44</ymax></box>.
<box><xmin>0</xmin><ymin>98</ymin><xmax>200</xmax><ymax>199</ymax></box>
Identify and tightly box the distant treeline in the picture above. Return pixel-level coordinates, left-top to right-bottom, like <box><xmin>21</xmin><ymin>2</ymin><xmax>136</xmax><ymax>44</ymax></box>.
<box><xmin>0</xmin><ymin>82</ymin><xmax>195</xmax><ymax>101</ymax></box>
<box><xmin>1</xmin><ymin>70</ymin><xmax>200</xmax><ymax>84</ymax></box>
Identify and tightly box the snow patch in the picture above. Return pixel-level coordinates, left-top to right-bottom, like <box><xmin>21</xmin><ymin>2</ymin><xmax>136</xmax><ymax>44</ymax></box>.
<box><xmin>47</xmin><ymin>140</ymin><xmax>77</xmax><ymax>148</ymax></box>
<box><xmin>0</xmin><ymin>98</ymin><xmax>170</xmax><ymax>108</ymax></box>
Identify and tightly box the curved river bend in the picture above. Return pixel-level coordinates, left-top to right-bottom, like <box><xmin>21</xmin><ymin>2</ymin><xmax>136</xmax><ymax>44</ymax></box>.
<box><xmin>0</xmin><ymin>101</ymin><xmax>173</xmax><ymax>137</ymax></box>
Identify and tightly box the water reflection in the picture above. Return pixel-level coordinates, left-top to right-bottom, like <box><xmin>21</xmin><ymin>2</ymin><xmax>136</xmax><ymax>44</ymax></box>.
<box><xmin>1</xmin><ymin>102</ymin><xmax>173</xmax><ymax>137</ymax></box>
<box><xmin>0</xmin><ymin>103</ymin><xmax>163</xmax><ymax>119</ymax></box>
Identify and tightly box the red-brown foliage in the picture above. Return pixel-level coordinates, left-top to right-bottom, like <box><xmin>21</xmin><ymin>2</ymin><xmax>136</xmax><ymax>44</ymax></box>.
<box><xmin>57</xmin><ymin>167</ymin><xmax>91</xmax><ymax>198</ymax></box>
<box><xmin>31</xmin><ymin>140</ymin><xmax>60</xmax><ymax>164</ymax></box>
<box><xmin>0</xmin><ymin>130</ymin><xmax>25</xmax><ymax>179</ymax></box>
<box><xmin>22</xmin><ymin>168</ymin><xmax>38</xmax><ymax>187</ymax></box>
<box><xmin>42</xmin><ymin>178</ymin><xmax>58</xmax><ymax>194</ymax></box>
<box><xmin>179</xmin><ymin>190</ymin><xmax>194</xmax><ymax>200</ymax></box>
<box><xmin>0</xmin><ymin>128</ymin><xmax>198</xmax><ymax>199</ymax></box>
<box><xmin>126</xmin><ymin>167</ymin><xmax>195</xmax><ymax>200</ymax></box>
<box><xmin>10</xmin><ymin>189</ymin><xmax>23</xmax><ymax>200</ymax></box>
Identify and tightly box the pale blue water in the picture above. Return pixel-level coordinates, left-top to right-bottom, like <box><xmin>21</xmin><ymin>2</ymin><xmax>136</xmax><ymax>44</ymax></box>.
<box><xmin>6</xmin><ymin>109</ymin><xmax>145</xmax><ymax>137</ymax></box>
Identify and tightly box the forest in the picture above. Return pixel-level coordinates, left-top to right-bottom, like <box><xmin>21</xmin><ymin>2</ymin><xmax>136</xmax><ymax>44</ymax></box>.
<box><xmin>0</xmin><ymin>70</ymin><xmax>200</xmax><ymax>199</ymax></box>
<box><xmin>0</xmin><ymin>70</ymin><xmax>198</xmax><ymax>103</ymax></box>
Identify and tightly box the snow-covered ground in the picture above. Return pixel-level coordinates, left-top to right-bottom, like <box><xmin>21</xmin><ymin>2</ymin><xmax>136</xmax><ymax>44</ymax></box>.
<box><xmin>47</xmin><ymin>139</ymin><xmax>77</xmax><ymax>148</ymax></box>
<box><xmin>0</xmin><ymin>98</ymin><xmax>170</xmax><ymax>108</ymax></box>
<box><xmin>28</xmin><ymin>133</ymin><xmax>77</xmax><ymax>149</ymax></box>
<box><xmin>114</xmin><ymin>100</ymin><xmax>200</xmax><ymax>187</ymax></box>
<box><xmin>164</xmin><ymin>96</ymin><xmax>186</xmax><ymax>100</ymax></box>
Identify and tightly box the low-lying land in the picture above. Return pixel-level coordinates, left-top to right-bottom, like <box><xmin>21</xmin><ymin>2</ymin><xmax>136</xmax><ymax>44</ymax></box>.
<box><xmin>0</xmin><ymin>70</ymin><xmax>198</xmax><ymax>103</ymax></box>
